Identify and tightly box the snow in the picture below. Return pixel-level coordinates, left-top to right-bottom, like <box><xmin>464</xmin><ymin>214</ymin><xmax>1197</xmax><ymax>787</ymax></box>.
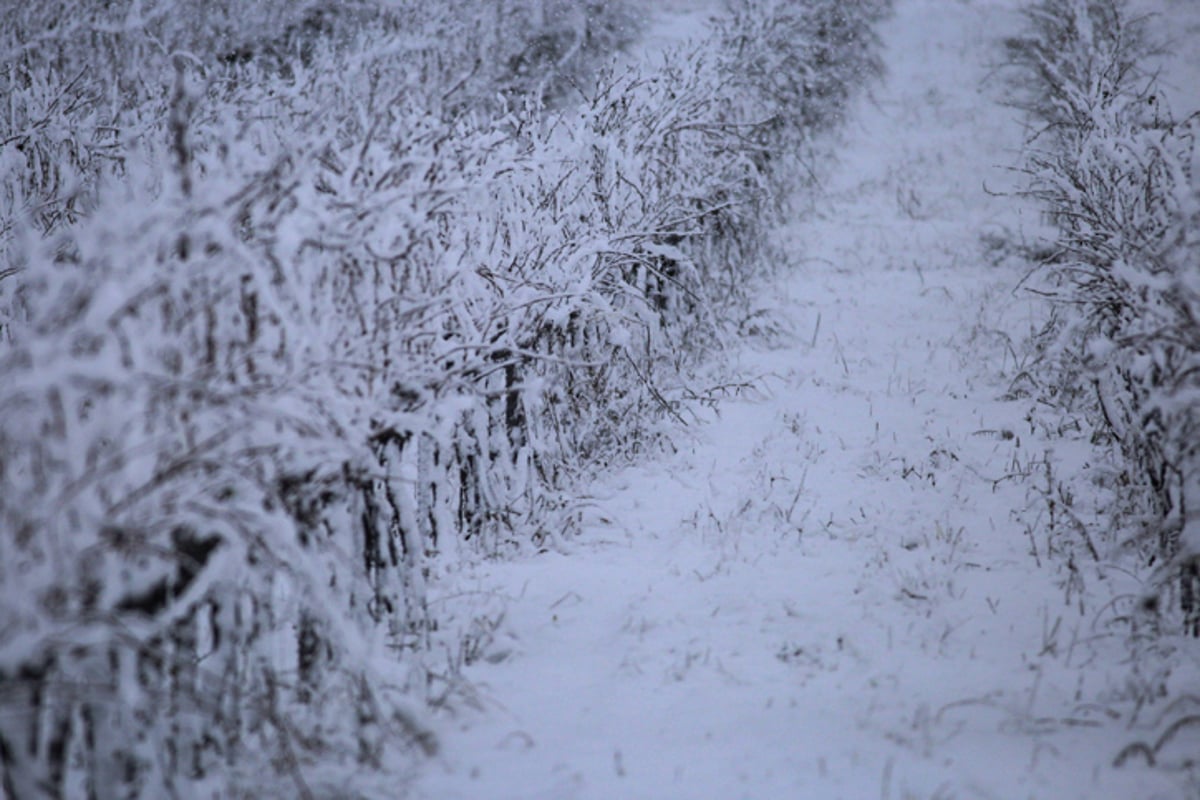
<box><xmin>408</xmin><ymin>1</ymin><xmax>1198</xmax><ymax>798</ymax></box>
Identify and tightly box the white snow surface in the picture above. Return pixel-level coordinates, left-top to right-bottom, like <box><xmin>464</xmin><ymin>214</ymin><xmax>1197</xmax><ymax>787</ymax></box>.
<box><xmin>410</xmin><ymin>2</ymin><xmax>1198</xmax><ymax>798</ymax></box>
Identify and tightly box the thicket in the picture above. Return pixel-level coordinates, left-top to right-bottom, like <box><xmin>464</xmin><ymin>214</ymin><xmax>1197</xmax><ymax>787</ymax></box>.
<box><xmin>1007</xmin><ymin>0</ymin><xmax>1200</xmax><ymax>637</ymax></box>
<box><xmin>0</xmin><ymin>0</ymin><xmax>891</xmax><ymax>796</ymax></box>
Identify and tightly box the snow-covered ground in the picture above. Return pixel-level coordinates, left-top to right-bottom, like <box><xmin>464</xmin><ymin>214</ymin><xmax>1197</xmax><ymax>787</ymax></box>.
<box><xmin>410</xmin><ymin>2</ymin><xmax>1197</xmax><ymax>798</ymax></box>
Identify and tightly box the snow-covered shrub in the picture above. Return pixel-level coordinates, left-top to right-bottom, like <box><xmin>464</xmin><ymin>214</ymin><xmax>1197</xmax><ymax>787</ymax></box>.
<box><xmin>0</xmin><ymin>0</ymin><xmax>894</xmax><ymax>793</ymax></box>
<box><xmin>475</xmin><ymin>53</ymin><xmax>767</xmax><ymax>470</ymax></box>
<box><xmin>0</xmin><ymin>0</ymin><xmax>640</xmax><ymax>258</ymax></box>
<box><xmin>0</xmin><ymin>35</ymin><xmax>657</xmax><ymax>800</ymax></box>
<box><xmin>716</xmin><ymin>0</ymin><xmax>892</xmax><ymax>187</ymax></box>
<box><xmin>0</xmin><ymin>137</ymin><xmax>443</xmax><ymax>796</ymax></box>
<box><xmin>1008</xmin><ymin>0</ymin><xmax>1200</xmax><ymax>635</ymax></box>
<box><xmin>498</xmin><ymin>0</ymin><xmax>644</xmax><ymax>105</ymax></box>
<box><xmin>0</xmin><ymin>0</ymin><xmax>306</xmax><ymax>230</ymax></box>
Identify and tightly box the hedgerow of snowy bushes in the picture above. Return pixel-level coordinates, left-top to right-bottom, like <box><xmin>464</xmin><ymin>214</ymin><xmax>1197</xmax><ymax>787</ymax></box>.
<box><xmin>1008</xmin><ymin>0</ymin><xmax>1200</xmax><ymax>636</ymax></box>
<box><xmin>0</xmin><ymin>0</ymin><xmax>891</xmax><ymax>795</ymax></box>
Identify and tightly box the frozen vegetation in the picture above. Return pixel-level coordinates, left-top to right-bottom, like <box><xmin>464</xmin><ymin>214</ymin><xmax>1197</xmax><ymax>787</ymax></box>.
<box><xmin>0</xmin><ymin>0</ymin><xmax>1197</xmax><ymax>798</ymax></box>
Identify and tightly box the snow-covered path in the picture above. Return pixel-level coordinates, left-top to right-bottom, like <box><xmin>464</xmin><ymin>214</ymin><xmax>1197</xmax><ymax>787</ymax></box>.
<box><xmin>411</xmin><ymin>2</ymin><xmax>1188</xmax><ymax>798</ymax></box>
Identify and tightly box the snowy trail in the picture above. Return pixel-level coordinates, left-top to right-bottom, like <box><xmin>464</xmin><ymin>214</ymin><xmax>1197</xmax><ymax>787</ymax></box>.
<box><xmin>411</xmin><ymin>2</ymin><xmax>1186</xmax><ymax>798</ymax></box>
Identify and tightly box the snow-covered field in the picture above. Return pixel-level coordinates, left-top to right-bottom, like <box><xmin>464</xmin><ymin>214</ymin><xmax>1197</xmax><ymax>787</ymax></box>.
<box><xmin>411</xmin><ymin>1</ymin><xmax>1200</xmax><ymax>798</ymax></box>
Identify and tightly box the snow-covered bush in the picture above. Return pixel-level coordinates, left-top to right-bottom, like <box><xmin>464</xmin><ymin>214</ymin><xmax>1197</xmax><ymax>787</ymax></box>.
<box><xmin>0</xmin><ymin>0</ymin><xmax>892</xmax><ymax>794</ymax></box>
<box><xmin>716</xmin><ymin>0</ymin><xmax>891</xmax><ymax>188</ymax></box>
<box><xmin>481</xmin><ymin>52</ymin><xmax>769</xmax><ymax>470</ymax></box>
<box><xmin>1008</xmin><ymin>0</ymin><xmax>1200</xmax><ymax>635</ymax></box>
<box><xmin>0</xmin><ymin>114</ymin><xmax>456</xmax><ymax>796</ymax></box>
<box><xmin>498</xmin><ymin>0</ymin><xmax>645</xmax><ymax>104</ymax></box>
<box><xmin>0</xmin><ymin>0</ymin><xmax>640</xmax><ymax>261</ymax></box>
